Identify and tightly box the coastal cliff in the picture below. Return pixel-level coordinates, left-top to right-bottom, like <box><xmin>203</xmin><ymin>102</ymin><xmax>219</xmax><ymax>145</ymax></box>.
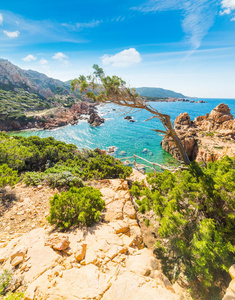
<box><xmin>161</xmin><ymin>103</ymin><xmax>235</xmax><ymax>163</ymax></box>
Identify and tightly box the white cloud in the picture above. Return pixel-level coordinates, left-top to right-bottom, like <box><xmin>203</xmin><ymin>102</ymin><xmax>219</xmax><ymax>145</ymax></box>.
<box><xmin>221</xmin><ymin>0</ymin><xmax>235</xmax><ymax>10</ymax></box>
<box><xmin>220</xmin><ymin>8</ymin><xmax>231</xmax><ymax>14</ymax></box>
<box><xmin>132</xmin><ymin>0</ymin><xmax>218</xmax><ymax>50</ymax></box>
<box><xmin>22</xmin><ymin>54</ymin><xmax>37</xmax><ymax>62</ymax></box>
<box><xmin>62</xmin><ymin>20</ymin><xmax>101</xmax><ymax>31</ymax></box>
<box><xmin>39</xmin><ymin>58</ymin><xmax>48</xmax><ymax>65</ymax></box>
<box><xmin>220</xmin><ymin>0</ymin><xmax>235</xmax><ymax>15</ymax></box>
<box><xmin>76</xmin><ymin>20</ymin><xmax>100</xmax><ymax>29</ymax></box>
<box><xmin>101</xmin><ymin>48</ymin><xmax>142</xmax><ymax>67</ymax></box>
<box><xmin>53</xmin><ymin>52</ymin><xmax>68</xmax><ymax>61</ymax></box>
<box><xmin>0</xmin><ymin>14</ymin><xmax>3</xmax><ymax>25</ymax></box>
<box><xmin>231</xmin><ymin>16</ymin><xmax>235</xmax><ymax>20</ymax></box>
<box><xmin>3</xmin><ymin>30</ymin><xmax>20</xmax><ymax>38</ymax></box>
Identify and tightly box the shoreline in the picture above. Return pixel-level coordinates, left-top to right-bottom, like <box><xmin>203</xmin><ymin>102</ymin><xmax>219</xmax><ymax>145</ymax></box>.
<box><xmin>1</xmin><ymin>102</ymin><xmax>104</xmax><ymax>133</ymax></box>
<box><xmin>1</xmin><ymin>98</ymin><xmax>207</xmax><ymax>134</ymax></box>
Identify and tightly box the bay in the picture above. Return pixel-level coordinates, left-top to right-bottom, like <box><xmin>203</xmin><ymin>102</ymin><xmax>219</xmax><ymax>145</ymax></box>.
<box><xmin>14</xmin><ymin>98</ymin><xmax>235</xmax><ymax>170</ymax></box>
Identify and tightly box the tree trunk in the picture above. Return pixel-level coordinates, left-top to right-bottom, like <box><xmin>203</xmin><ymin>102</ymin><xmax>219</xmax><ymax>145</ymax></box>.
<box><xmin>168</xmin><ymin>128</ymin><xmax>191</xmax><ymax>165</ymax></box>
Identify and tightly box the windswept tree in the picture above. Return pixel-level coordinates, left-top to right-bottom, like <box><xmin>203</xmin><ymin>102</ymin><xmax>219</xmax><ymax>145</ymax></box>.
<box><xmin>71</xmin><ymin>64</ymin><xmax>191</xmax><ymax>165</ymax></box>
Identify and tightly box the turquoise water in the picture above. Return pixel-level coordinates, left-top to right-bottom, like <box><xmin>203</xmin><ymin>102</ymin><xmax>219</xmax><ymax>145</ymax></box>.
<box><xmin>14</xmin><ymin>98</ymin><xmax>235</xmax><ymax>170</ymax></box>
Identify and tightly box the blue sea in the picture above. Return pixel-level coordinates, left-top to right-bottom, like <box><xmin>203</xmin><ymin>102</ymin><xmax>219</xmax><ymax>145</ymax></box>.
<box><xmin>15</xmin><ymin>98</ymin><xmax>235</xmax><ymax>170</ymax></box>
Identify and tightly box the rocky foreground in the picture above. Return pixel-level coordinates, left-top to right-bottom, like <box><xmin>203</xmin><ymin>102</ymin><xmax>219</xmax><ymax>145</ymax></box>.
<box><xmin>161</xmin><ymin>103</ymin><xmax>235</xmax><ymax>163</ymax></box>
<box><xmin>0</xmin><ymin>176</ymin><xmax>188</xmax><ymax>300</ymax></box>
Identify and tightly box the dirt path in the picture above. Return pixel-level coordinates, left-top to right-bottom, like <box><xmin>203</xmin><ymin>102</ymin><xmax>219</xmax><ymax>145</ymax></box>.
<box><xmin>0</xmin><ymin>184</ymin><xmax>57</xmax><ymax>245</ymax></box>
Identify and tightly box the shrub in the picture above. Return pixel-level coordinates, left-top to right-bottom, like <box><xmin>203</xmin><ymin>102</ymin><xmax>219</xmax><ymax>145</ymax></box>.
<box><xmin>47</xmin><ymin>186</ymin><xmax>105</xmax><ymax>229</ymax></box>
<box><xmin>24</xmin><ymin>171</ymin><xmax>83</xmax><ymax>188</ymax></box>
<box><xmin>45</xmin><ymin>172</ymin><xmax>83</xmax><ymax>188</ymax></box>
<box><xmin>145</xmin><ymin>218</ymin><xmax>150</xmax><ymax>227</ymax></box>
<box><xmin>0</xmin><ymin>164</ymin><xmax>19</xmax><ymax>188</ymax></box>
<box><xmin>24</xmin><ymin>172</ymin><xmax>45</xmax><ymax>186</ymax></box>
<box><xmin>0</xmin><ymin>135</ymin><xmax>132</xmax><ymax>181</ymax></box>
<box><xmin>0</xmin><ymin>269</ymin><xmax>24</xmax><ymax>299</ymax></box>
<box><xmin>130</xmin><ymin>157</ymin><xmax>235</xmax><ymax>291</ymax></box>
<box><xmin>0</xmin><ymin>269</ymin><xmax>11</xmax><ymax>295</ymax></box>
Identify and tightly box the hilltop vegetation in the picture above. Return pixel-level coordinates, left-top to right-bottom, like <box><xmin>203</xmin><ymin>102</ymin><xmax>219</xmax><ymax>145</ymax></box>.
<box><xmin>0</xmin><ymin>59</ymin><xmax>83</xmax><ymax>126</ymax></box>
<box><xmin>0</xmin><ymin>88</ymin><xmax>80</xmax><ymax>121</ymax></box>
<box><xmin>135</xmin><ymin>87</ymin><xmax>186</xmax><ymax>98</ymax></box>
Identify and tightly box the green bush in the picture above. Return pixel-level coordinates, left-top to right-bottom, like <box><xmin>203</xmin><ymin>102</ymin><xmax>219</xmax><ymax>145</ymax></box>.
<box><xmin>0</xmin><ymin>135</ymin><xmax>132</xmax><ymax>181</ymax></box>
<box><xmin>0</xmin><ymin>164</ymin><xmax>19</xmax><ymax>188</ymax></box>
<box><xmin>24</xmin><ymin>172</ymin><xmax>46</xmax><ymax>186</ymax></box>
<box><xmin>45</xmin><ymin>172</ymin><xmax>83</xmax><ymax>188</ymax></box>
<box><xmin>0</xmin><ymin>134</ymin><xmax>77</xmax><ymax>172</ymax></box>
<box><xmin>47</xmin><ymin>186</ymin><xmax>105</xmax><ymax>229</ymax></box>
<box><xmin>145</xmin><ymin>218</ymin><xmax>150</xmax><ymax>227</ymax></box>
<box><xmin>3</xmin><ymin>292</ymin><xmax>24</xmax><ymax>300</ymax></box>
<box><xmin>130</xmin><ymin>157</ymin><xmax>235</xmax><ymax>291</ymax></box>
<box><xmin>0</xmin><ymin>269</ymin><xmax>24</xmax><ymax>299</ymax></box>
<box><xmin>0</xmin><ymin>269</ymin><xmax>11</xmax><ymax>295</ymax></box>
<box><xmin>24</xmin><ymin>171</ymin><xmax>83</xmax><ymax>188</ymax></box>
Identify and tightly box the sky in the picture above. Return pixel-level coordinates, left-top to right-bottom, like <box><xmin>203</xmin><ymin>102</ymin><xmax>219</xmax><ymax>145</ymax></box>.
<box><xmin>1</xmin><ymin>0</ymin><xmax>235</xmax><ymax>98</ymax></box>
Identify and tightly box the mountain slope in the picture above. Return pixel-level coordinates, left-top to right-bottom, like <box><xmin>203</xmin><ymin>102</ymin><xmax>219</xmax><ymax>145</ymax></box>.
<box><xmin>0</xmin><ymin>58</ymin><xmax>70</xmax><ymax>99</ymax></box>
<box><xmin>135</xmin><ymin>87</ymin><xmax>186</xmax><ymax>98</ymax></box>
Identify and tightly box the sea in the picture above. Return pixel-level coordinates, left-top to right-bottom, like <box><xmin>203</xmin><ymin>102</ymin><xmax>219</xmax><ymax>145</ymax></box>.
<box><xmin>14</xmin><ymin>98</ymin><xmax>235</xmax><ymax>171</ymax></box>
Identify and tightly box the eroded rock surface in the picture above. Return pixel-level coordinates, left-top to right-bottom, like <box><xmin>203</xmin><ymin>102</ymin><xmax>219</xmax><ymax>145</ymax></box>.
<box><xmin>88</xmin><ymin>112</ymin><xmax>105</xmax><ymax>126</ymax></box>
<box><xmin>161</xmin><ymin>103</ymin><xmax>235</xmax><ymax>162</ymax></box>
<box><xmin>0</xmin><ymin>179</ymin><xmax>183</xmax><ymax>299</ymax></box>
<box><xmin>223</xmin><ymin>265</ymin><xmax>235</xmax><ymax>300</ymax></box>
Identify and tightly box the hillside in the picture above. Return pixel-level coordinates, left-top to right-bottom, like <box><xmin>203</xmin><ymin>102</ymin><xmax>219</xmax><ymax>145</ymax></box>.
<box><xmin>0</xmin><ymin>59</ymin><xmax>84</xmax><ymax>128</ymax></box>
<box><xmin>0</xmin><ymin>134</ymin><xmax>234</xmax><ymax>299</ymax></box>
<box><xmin>0</xmin><ymin>59</ymin><xmax>71</xmax><ymax>99</ymax></box>
<box><xmin>135</xmin><ymin>87</ymin><xmax>186</xmax><ymax>98</ymax></box>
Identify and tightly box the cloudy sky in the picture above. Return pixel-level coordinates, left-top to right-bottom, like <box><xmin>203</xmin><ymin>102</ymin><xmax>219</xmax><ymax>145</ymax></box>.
<box><xmin>1</xmin><ymin>0</ymin><xmax>235</xmax><ymax>98</ymax></box>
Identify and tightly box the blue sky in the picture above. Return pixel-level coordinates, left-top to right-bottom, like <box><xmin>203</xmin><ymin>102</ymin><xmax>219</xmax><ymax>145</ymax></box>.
<box><xmin>1</xmin><ymin>0</ymin><xmax>235</xmax><ymax>97</ymax></box>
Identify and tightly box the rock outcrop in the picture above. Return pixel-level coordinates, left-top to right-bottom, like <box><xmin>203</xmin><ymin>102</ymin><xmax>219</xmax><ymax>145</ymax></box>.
<box><xmin>88</xmin><ymin>112</ymin><xmax>105</xmax><ymax>126</ymax></box>
<box><xmin>222</xmin><ymin>265</ymin><xmax>235</xmax><ymax>300</ymax></box>
<box><xmin>0</xmin><ymin>178</ymin><xmax>182</xmax><ymax>300</ymax></box>
<box><xmin>161</xmin><ymin>103</ymin><xmax>235</xmax><ymax>163</ymax></box>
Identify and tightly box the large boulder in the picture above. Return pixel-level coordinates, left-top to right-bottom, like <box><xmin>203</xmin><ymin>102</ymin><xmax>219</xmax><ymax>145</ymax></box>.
<box><xmin>209</xmin><ymin>103</ymin><xmax>233</xmax><ymax>123</ymax></box>
<box><xmin>88</xmin><ymin>112</ymin><xmax>105</xmax><ymax>126</ymax></box>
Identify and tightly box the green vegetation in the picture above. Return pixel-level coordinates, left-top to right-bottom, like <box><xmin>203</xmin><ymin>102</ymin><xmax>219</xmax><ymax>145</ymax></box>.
<box><xmin>0</xmin><ymin>88</ymin><xmax>78</xmax><ymax>124</ymax></box>
<box><xmin>47</xmin><ymin>186</ymin><xmax>105</xmax><ymax>229</ymax></box>
<box><xmin>130</xmin><ymin>157</ymin><xmax>235</xmax><ymax>295</ymax></box>
<box><xmin>145</xmin><ymin>218</ymin><xmax>150</xmax><ymax>227</ymax></box>
<box><xmin>0</xmin><ymin>89</ymin><xmax>52</xmax><ymax>120</ymax></box>
<box><xmin>134</xmin><ymin>87</ymin><xmax>185</xmax><ymax>98</ymax></box>
<box><xmin>0</xmin><ymin>270</ymin><xmax>24</xmax><ymax>299</ymax></box>
<box><xmin>0</xmin><ymin>164</ymin><xmax>19</xmax><ymax>188</ymax></box>
<box><xmin>206</xmin><ymin>132</ymin><xmax>215</xmax><ymax>137</ymax></box>
<box><xmin>0</xmin><ymin>133</ymin><xmax>132</xmax><ymax>188</ymax></box>
<box><xmin>144</xmin><ymin>96</ymin><xmax>168</xmax><ymax>102</ymax></box>
<box><xmin>0</xmin><ymin>133</ymin><xmax>77</xmax><ymax>172</ymax></box>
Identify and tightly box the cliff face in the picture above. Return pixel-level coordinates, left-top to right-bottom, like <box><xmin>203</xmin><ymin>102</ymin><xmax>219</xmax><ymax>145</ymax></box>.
<box><xmin>0</xmin><ymin>59</ymin><xmax>69</xmax><ymax>98</ymax></box>
<box><xmin>161</xmin><ymin>103</ymin><xmax>235</xmax><ymax>163</ymax></box>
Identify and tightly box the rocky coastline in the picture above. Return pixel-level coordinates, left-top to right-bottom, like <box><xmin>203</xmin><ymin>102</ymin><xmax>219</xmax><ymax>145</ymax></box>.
<box><xmin>148</xmin><ymin>97</ymin><xmax>206</xmax><ymax>103</ymax></box>
<box><xmin>0</xmin><ymin>102</ymin><xmax>104</xmax><ymax>132</ymax></box>
<box><xmin>161</xmin><ymin>103</ymin><xmax>235</xmax><ymax>163</ymax></box>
